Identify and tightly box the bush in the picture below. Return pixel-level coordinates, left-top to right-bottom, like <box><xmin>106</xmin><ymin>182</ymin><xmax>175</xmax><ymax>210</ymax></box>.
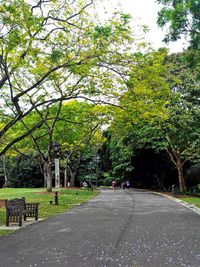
<box><xmin>0</xmin><ymin>155</ymin><xmax>43</xmax><ymax>188</ymax></box>
<box><xmin>185</xmin><ymin>163</ymin><xmax>200</xmax><ymax>187</ymax></box>
<box><xmin>99</xmin><ymin>172</ymin><xmax>121</xmax><ymax>186</ymax></box>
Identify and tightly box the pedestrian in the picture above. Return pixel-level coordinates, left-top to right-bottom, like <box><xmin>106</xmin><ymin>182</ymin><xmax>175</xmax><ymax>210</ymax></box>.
<box><xmin>121</xmin><ymin>181</ymin><xmax>126</xmax><ymax>190</ymax></box>
<box><xmin>112</xmin><ymin>180</ymin><xmax>117</xmax><ymax>191</ymax></box>
<box><xmin>83</xmin><ymin>181</ymin><xmax>88</xmax><ymax>188</ymax></box>
<box><xmin>126</xmin><ymin>180</ymin><xmax>130</xmax><ymax>189</ymax></box>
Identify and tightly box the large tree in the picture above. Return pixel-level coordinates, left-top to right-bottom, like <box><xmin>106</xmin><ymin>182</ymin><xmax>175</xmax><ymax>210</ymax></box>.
<box><xmin>7</xmin><ymin>101</ymin><xmax>108</xmax><ymax>190</ymax></box>
<box><xmin>106</xmin><ymin>51</ymin><xmax>200</xmax><ymax>192</ymax></box>
<box><xmin>157</xmin><ymin>52</ymin><xmax>200</xmax><ymax>191</ymax></box>
<box><xmin>0</xmin><ymin>0</ymin><xmax>136</xmax><ymax>157</ymax></box>
<box><xmin>105</xmin><ymin>49</ymin><xmax>170</xmax><ymax>180</ymax></box>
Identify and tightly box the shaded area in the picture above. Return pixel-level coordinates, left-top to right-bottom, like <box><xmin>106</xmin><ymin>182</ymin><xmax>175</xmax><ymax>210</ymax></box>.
<box><xmin>131</xmin><ymin>149</ymin><xmax>177</xmax><ymax>190</ymax></box>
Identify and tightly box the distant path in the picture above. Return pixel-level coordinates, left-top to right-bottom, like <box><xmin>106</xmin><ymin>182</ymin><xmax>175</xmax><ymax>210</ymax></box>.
<box><xmin>0</xmin><ymin>189</ymin><xmax>200</xmax><ymax>267</ymax></box>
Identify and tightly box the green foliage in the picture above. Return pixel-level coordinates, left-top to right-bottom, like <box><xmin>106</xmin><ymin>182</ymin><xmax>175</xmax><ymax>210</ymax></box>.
<box><xmin>99</xmin><ymin>172</ymin><xmax>120</xmax><ymax>186</ymax></box>
<box><xmin>0</xmin><ymin>154</ymin><xmax>43</xmax><ymax>188</ymax></box>
<box><xmin>114</xmin><ymin>49</ymin><xmax>170</xmax><ymax>127</ymax></box>
<box><xmin>103</xmin><ymin>50</ymin><xmax>200</xmax><ymax>190</ymax></box>
<box><xmin>144</xmin><ymin>53</ymin><xmax>200</xmax><ymax>150</ymax></box>
<box><xmin>156</xmin><ymin>0</ymin><xmax>200</xmax><ymax>68</ymax></box>
<box><xmin>164</xmin><ymin>52</ymin><xmax>200</xmax><ymax>103</ymax></box>
<box><xmin>103</xmin><ymin>49</ymin><xmax>170</xmax><ymax>180</ymax></box>
<box><xmin>162</xmin><ymin>53</ymin><xmax>200</xmax><ymax>161</ymax></box>
<box><xmin>93</xmin><ymin>26</ymin><xmax>112</xmax><ymax>39</ymax></box>
<box><xmin>156</xmin><ymin>0</ymin><xmax>200</xmax><ymax>46</ymax></box>
<box><xmin>49</xmin><ymin>50</ymin><xmax>64</xmax><ymax>63</ymax></box>
<box><xmin>108</xmin><ymin>136</ymin><xmax>134</xmax><ymax>179</ymax></box>
<box><xmin>4</xmin><ymin>101</ymin><xmax>108</xmax><ymax>188</ymax></box>
<box><xmin>0</xmin><ymin>0</ymin><xmax>138</xmax><ymax>157</ymax></box>
<box><xmin>185</xmin><ymin>164</ymin><xmax>200</xmax><ymax>186</ymax></box>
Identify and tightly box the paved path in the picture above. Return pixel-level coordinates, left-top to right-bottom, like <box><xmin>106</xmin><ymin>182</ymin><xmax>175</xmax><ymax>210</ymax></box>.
<box><xmin>0</xmin><ymin>189</ymin><xmax>200</xmax><ymax>267</ymax></box>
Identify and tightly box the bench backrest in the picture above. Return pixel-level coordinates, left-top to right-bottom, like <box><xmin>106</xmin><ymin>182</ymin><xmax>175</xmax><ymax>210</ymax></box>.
<box><xmin>5</xmin><ymin>197</ymin><xmax>25</xmax><ymax>208</ymax></box>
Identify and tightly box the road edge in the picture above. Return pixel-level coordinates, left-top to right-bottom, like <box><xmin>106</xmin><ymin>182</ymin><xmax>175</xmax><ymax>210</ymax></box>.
<box><xmin>152</xmin><ymin>191</ymin><xmax>200</xmax><ymax>216</ymax></box>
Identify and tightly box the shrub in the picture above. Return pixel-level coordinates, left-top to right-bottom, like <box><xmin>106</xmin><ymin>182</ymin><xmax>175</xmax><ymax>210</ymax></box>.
<box><xmin>185</xmin><ymin>163</ymin><xmax>200</xmax><ymax>187</ymax></box>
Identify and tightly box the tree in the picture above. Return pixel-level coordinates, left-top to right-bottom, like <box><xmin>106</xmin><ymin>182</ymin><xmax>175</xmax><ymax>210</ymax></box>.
<box><xmin>156</xmin><ymin>52</ymin><xmax>200</xmax><ymax>191</ymax></box>
<box><xmin>105</xmin><ymin>51</ymin><xmax>200</xmax><ymax>192</ymax></box>
<box><xmin>156</xmin><ymin>0</ymin><xmax>200</xmax><ymax>68</ymax></box>
<box><xmin>104</xmin><ymin>49</ymin><xmax>170</xmax><ymax>181</ymax></box>
<box><xmin>54</xmin><ymin>101</ymin><xmax>108</xmax><ymax>187</ymax></box>
<box><xmin>7</xmin><ymin>101</ymin><xmax>108</xmax><ymax>190</ymax></box>
<box><xmin>150</xmin><ymin>103</ymin><xmax>200</xmax><ymax>192</ymax></box>
<box><xmin>0</xmin><ymin>0</ymin><xmax>135</xmax><ymax>157</ymax></box>
<box><xmin>0</xmin><ymin>154</ymin><xmax>17</xmax><ymax>187</ymax></box>
<box><xmin>132</xmin><ymin>52</ymin><xmax>200</xmax><ymax>192</ymax></box>
<box><xmin>156</xmin><ymin>0</ymin><xmax>200</xmax><ymax>48</ymax></box>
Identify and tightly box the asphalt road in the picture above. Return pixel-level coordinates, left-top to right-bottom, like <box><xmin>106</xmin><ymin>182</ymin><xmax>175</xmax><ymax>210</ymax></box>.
<box><xmin>0</xmin><ymin>189</ymin><xmax>200</xmax><ymax>267</ymax></box>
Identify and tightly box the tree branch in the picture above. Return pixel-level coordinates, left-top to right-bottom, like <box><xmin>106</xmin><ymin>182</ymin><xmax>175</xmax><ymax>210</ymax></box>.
<box><xmin>0</xmin><ymin>120</ymin><xmax>44</xmax><ymax>157</ymax></box>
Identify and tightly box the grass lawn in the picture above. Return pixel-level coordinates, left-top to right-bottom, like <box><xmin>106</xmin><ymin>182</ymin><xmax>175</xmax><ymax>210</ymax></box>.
<box><xmin>0</xmin><ymin>229</ymin><xmax>15</xmax><ymax>236</ymax></box>
<box><xmin>180</xmin><ymin>196</ymin><xmax>200</xmax><ymax>209</ymax></box>
<box><xmin>0</xmin><ymin>187</ymin><xmax>98</xmax><ymax>236</ymax></box>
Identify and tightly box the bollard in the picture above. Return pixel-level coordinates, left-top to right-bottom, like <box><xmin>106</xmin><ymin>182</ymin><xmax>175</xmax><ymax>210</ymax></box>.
<box><xmin>55</xmin><ymin>191</ymin><xmax>59</xmax><ymax>205</ymax></box>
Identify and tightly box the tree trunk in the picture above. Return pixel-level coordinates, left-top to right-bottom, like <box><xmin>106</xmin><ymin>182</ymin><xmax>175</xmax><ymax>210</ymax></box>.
<box><xmin>70</xmin><ymin>172</ymin><xmax>75</xmax><ymax>187</ymax></box>
<box><xmin>46</xmin><ymin>162</ymin><xmax>52</xmax><ymax>192</ymax></box>
<box><xmin>3</xmin><ymin>155</ymin><xmax>8</xmax><ymax>187</ymax></box>
<box><xmin>64</xmin><ymin>168</ymin><xmax>68</xmax><ymax>188</ymax></box>
<box><xmin>177</xmin><ymin>157</ymin><xmax>185</xmax><ymax>193</ymax></box>
<box><xmin>43</xmin><ymin>162</ymin><xmax>47</xmax><ymax>188</ymax></box>
<box><xmin>68</xmin><ymin>157</ymin><xmax>81</xmax><ymax>187</ymax></box>
<box><xmin>161</xmin><ymin>172</ymin><xmax>166</xmax><ymax>191</ymax></box>
<box><xmin>167</xmin><ymin>149</ymin><xmax>185</xmax><ymax>193</ymax></box>
<box><xmin>154</xmin><ymin>174</ymin><xmax>161</xmax><ymax>190</ymax></box>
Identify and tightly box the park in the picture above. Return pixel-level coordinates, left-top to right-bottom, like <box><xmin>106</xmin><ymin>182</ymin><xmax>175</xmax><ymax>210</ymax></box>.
<box><xmin>0</xmin><ymin>0</ymin><xmax>200</xmax><ymax>266</ymax></box>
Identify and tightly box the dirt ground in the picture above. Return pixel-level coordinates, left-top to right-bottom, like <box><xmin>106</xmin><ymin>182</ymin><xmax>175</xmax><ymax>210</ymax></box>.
<box><xmin>0</xmin><ymin>200</ymin><xmax>5</xmax><ymax>208</ymax></box>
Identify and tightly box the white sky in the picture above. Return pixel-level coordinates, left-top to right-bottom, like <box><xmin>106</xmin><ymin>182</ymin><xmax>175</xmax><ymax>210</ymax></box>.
<box><xmin>101</xmin><ymin>0</ymin><xmax>187</xmax><ymax>53</ymax></box>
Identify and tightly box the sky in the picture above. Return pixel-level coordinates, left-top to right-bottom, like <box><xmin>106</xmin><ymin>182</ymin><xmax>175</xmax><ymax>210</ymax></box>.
<box><xmin>102</xmin><ymin>0</ymin><xmax>187</xmax><ymax>53</ymax></box>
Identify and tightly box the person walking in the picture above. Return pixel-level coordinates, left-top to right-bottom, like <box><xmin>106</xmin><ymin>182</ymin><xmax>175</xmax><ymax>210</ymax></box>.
<box><xmin>126</xmin><ymin>180</ymin><xmax>130</xmax><ymax>189</ymax></box>
<box><xmin>121</xmin><ymin>181</ymin><xmax>126</xmax><ymax>190</ymax></box>
<box><xmin>112</xmin><ymin>180</ymin><xmax>117</xmax><ymax>191</ymax></box>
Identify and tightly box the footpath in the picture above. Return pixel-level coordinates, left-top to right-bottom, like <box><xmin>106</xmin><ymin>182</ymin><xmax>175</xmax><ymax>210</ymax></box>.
<box><xmin>0</xmin><ymin>189</ymin><xmax>200</xmax><ymax>267</ymax></box>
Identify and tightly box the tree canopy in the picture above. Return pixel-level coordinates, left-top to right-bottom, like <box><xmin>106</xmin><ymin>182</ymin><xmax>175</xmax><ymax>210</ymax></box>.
<box><xmin>156</xmin><ymin>0</ymin><xmax>200</xmax><ymax>48</ymax></box>
<box><xmin>156</xmin><ymin>0</ymin><xmax>200</xmax><ymax>69</ymax></box>
<box><xmin>104</xmin><ymin>50</ymin><xmax>200</xmax><ymax>191</ymax></box>
<box><xmin>1</xmin><ymin>0</ymin><xmax>200</xmax><ymax>192</ymax></box>
<box><xmin>0</xmin><ymin>0</ymin><xmax>137</xmax><ymax>157</ymax></box>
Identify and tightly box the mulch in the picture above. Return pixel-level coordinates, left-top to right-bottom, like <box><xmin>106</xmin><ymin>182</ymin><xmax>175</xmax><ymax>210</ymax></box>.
<box><xmin>0</xmin><ymin>200</ymin><xmax>5</xmax><ymax>208</ymax></box>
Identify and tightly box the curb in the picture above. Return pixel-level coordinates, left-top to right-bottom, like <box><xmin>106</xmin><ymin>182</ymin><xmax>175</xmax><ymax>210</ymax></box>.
<box><xmin>153</xmin><ymin>192</ymin><xmax>200</xmax><ymax>216</ymax></box>
<box><xmin>0</xmin><ymin>218</ymin><xmax>45</xmax><ymax>231</ymax></box>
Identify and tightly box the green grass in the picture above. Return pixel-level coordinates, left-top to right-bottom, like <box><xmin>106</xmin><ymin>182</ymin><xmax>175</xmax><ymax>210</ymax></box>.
<box><xmin>180</xmin><ymin>196</ymin><xmax>200</xmax><ymax>208</ymax></box>
<box><xmin>0</xmin><ymin>230</ymin><xmax>15</xmax><ymax>236</ymax></box>
<box><xmin>0</xmin><ymin>188</ymin><xmax>98</xmax><ymax>234</ymax></box>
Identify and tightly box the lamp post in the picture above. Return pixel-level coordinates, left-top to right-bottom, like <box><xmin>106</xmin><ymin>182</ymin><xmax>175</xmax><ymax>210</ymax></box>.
<box><xmin>95</xmin><ymin>154</ymin><xmax>100</xmax><ymax>187</ymax></box>
<box><xmin>64</xmin><ymin>151</ymin><xmax>70</xmax><ymax>188</ymax></box>
<box><xmin>53</xmin><ymin>141</ymin><xmax>60</xmax><ymax>190</ymax></box>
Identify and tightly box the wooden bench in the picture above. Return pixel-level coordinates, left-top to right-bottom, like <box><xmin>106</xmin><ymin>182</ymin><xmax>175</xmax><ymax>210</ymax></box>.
<box><xmin>5</xmin><ymin>197</ymin><xmax>39</xmax><ymax>227</ymax></box>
